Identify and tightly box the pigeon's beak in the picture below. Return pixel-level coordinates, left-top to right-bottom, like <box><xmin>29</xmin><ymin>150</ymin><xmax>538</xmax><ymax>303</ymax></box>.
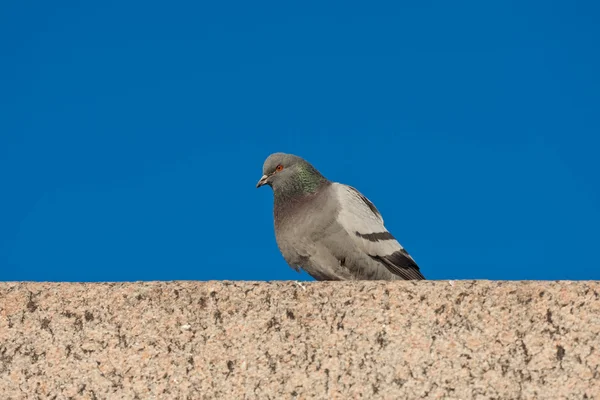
<box><xmin>256</xmin><ymin>174</ymin><xmax>269</xmax><ymax>188</ymax></box>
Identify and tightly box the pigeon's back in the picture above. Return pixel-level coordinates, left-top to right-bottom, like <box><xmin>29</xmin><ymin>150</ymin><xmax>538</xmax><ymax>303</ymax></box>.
<box><xmin>329</xmin><ymin>183</ymin><xmax>424</xmax><ymax>280</ymax></box>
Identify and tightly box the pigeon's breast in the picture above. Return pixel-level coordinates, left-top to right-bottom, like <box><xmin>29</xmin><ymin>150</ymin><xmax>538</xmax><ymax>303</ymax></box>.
<box><xmin>273</xmin><ymin>189</ymin><xmax>339</xmax><ymax>265</ymax></box>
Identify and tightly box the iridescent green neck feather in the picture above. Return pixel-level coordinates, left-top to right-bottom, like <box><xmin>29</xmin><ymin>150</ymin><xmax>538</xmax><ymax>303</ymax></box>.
<box><xmin>273</xmin><ymin>163</ymin><xmax>327</xmax><ymax>201</ymax></box>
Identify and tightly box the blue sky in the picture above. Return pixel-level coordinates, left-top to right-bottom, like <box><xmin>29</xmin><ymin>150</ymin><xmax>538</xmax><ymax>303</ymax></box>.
<box><xmin>1</xmin><ymin>1</ymin><xmax>599</xmax><ymax>281</ymax></box>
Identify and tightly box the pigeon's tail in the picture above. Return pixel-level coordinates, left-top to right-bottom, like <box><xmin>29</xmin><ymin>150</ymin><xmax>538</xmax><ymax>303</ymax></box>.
<box><xmin>371</xmin><ymin>250</ymin><xmax>426</xmax><ymax>280</ymax></box>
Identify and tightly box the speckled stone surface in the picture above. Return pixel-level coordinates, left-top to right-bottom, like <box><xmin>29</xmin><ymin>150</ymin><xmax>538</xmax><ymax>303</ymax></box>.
<box><xmin>0</xmin><ymin>281</ymin><xmax>599</xmax><ymax>399</ymax></box>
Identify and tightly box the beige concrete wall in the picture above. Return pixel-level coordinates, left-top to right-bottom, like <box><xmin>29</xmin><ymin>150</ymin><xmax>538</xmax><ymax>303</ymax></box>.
<box><xmin>0</xmin><ymin>280</ymin><xmax>599</xmax><ymax>399</ymax></box>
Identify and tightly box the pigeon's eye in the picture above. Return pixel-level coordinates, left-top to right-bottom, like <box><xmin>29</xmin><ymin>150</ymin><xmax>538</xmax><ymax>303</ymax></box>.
<box><xmin>275</xmin><ymin>164</ymin><xmax>284</xmax><ymax>172</ymax></box>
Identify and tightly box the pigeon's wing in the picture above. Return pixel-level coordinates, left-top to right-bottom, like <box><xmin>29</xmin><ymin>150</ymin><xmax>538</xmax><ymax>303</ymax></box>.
<box><xmin>332</xmin><ymin>183</ymin><xmax>425</xmax><ymax>280</ymax></box>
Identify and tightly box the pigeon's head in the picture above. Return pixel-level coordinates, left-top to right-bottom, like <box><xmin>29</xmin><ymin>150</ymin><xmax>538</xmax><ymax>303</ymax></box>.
<box><xmin>256</xmin><ymin>152</ymin><xmax>326</xmax><ymax>193</ymax></box>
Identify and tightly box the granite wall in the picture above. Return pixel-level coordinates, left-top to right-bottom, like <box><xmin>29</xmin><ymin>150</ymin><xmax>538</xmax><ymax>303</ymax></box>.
<box><xmin>1</xmin><ymin>280</ymin><xmax>599</xmax><ymax>399</ymax></box>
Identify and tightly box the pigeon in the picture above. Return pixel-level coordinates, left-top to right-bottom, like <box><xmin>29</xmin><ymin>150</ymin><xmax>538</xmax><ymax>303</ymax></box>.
<box><xmin>257</xmin><ymin>152</ymin><xmax>425</xmax><ymax>281</ymax></box>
